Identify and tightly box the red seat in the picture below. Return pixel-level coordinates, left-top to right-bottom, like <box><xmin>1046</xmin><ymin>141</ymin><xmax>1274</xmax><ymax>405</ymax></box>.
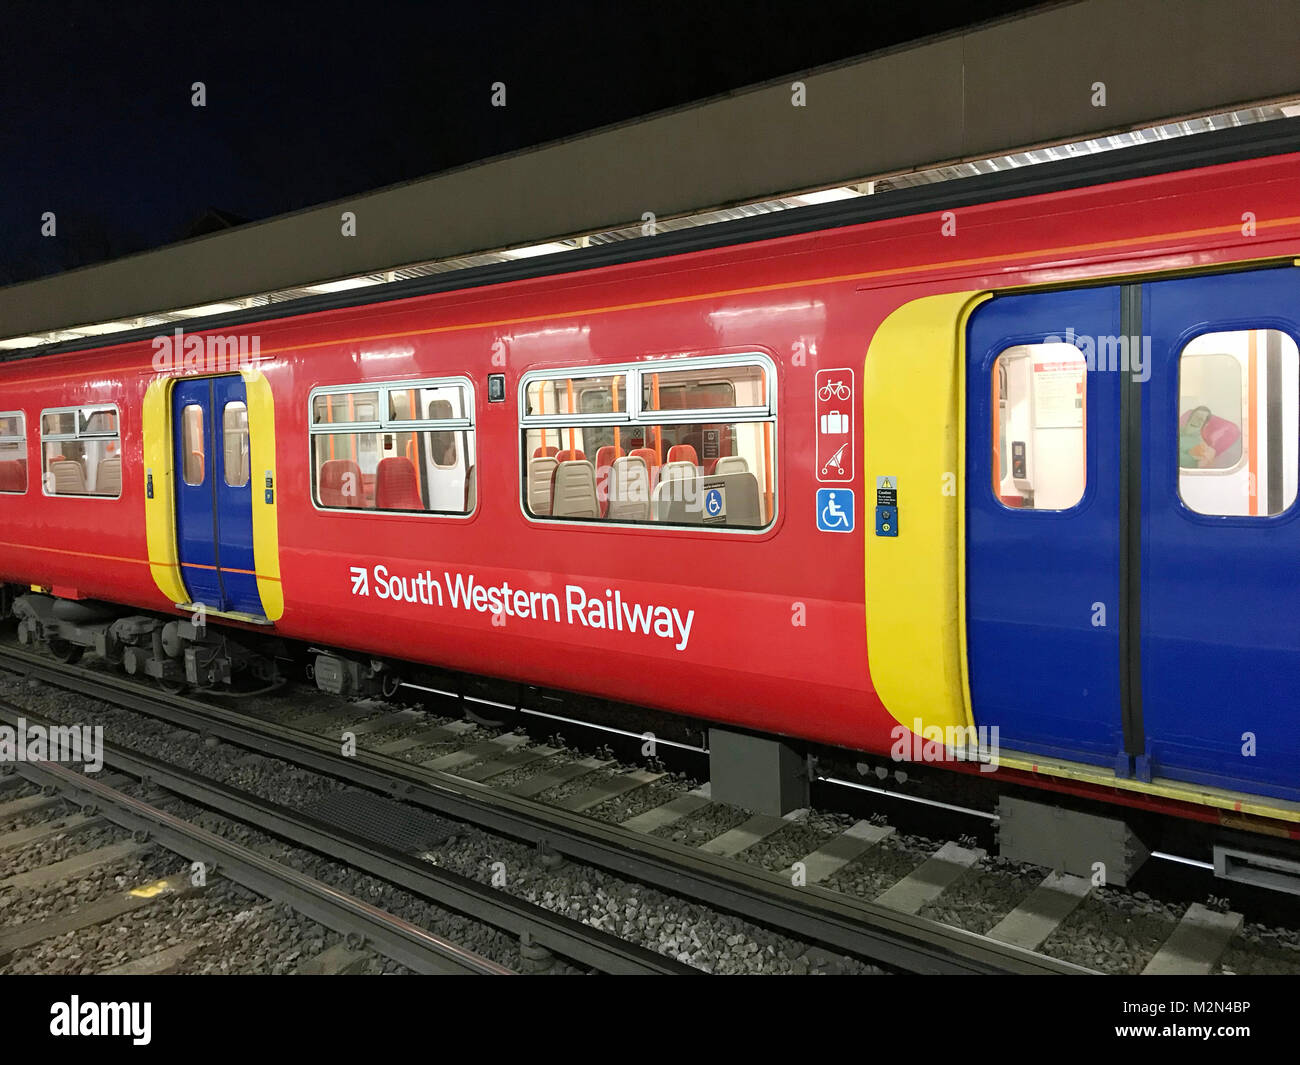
<box><xmin>0</xmin><ymin>460</ymin><xmax>25</xmax><ymax>493</ymax></box>
<box><xmin>375</xmin><ymin>457</ymin><xmax>424</xmax><ymax>510</ymax></box>
<box><xmin>667</xmin><ymin>444</ymin><xmax>698</xmax><ymax>466</ymax></box>
<box><xmin>533</xmin><ymin>446</ymin><xmax>558</xmax><ymax>458</ymax></box>
<box><xmin>555</xmin><ymin>449</ymin><xmax>586</xmax><ymax>463</ymax></box>
<box><xmin>630</xmin><ymin>447</ymin><xmax>658</xmax><ymax>470</ymax></box>
<box><xmin>318</xmin><ymin>459</ymin><xmax>364</xmax><ymax>507</ymax></box>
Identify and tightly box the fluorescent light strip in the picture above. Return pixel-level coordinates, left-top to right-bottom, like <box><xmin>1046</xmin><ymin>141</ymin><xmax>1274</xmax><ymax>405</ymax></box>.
<box><xmin>7</xmin><ymin>97</ymin><xmax>1299</xmax><ymax>350</ymax></box>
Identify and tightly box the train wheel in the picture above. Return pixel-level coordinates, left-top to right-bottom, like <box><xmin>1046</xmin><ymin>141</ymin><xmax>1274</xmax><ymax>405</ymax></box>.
<box><xmin>47</xmin><ymin>639</ymin><xmax>84</xmax><ymax>665</ymax></box>
<box><xmin>155</xmin><ymin>676</ymin><xmax>187</xmax><ymax>696</ymax></box>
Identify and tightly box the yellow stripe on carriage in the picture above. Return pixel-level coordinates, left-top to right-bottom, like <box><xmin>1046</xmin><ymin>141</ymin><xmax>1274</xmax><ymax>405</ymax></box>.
<box><xmin>142</xmin><ymin>377</ymin><xmax>190</xmax><ymax>606</ymax></box>
<box><xmin>863</xmin><ymin>290</ymin><xmax>989</xmax><ymax>736</ymax></box>
<box><xmin>242</xmin><ymin>368</ymin><xmax>284</xmax><ymax>622</ymax></box>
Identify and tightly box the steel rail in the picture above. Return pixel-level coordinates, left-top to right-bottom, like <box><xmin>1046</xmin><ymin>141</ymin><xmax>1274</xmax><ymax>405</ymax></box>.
<box><xmin>0</xmin><ymin>699</ymin><xmax>693</xmax><ymax>975</ymax></box>
<box><xmin>0</xmin><ymin>645</ymin><xmax>1095</xmax><ymax>974</ymax></box>
<box><xmin>3</xmin><ymin>751</ymin><xmax>510</xmax><ymax>974</ymax></box>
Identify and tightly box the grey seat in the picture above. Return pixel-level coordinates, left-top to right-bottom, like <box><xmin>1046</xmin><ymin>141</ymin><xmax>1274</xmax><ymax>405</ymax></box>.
<box><xmin>527</xmin><ymin>456</ymin><xmax>558</xmax><ymax>515</ymax></box>
<box><xmin>94</xmin><ymin>455</ymin><xmax>121</xmax><ymax>497</ymax></box>
<box><xmin>551</xmin><ymin>460</ymin><xmax>599</xmax><ymax>519</ymax></box>
<box><xmin>607</xmin><ymin>456</ymin><xmax>650</xmax><ymax>521</ymax></box>
<box><xmin>652</xmin><ymin>460</ymin><xmax>699</xmax><ymax>520</ymax></box>
<box><xmin>49</xmin><ymin>458</ymin><xmax>87</xmax><ymax>495</ymax></box>
<box><xmin>655</xmin><ymin>472</ymin><xmax>763</xmax><ymax>527</ymax></box>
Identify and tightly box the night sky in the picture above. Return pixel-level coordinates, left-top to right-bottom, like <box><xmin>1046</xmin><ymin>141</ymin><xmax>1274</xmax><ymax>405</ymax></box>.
<box><xmin>0</xmin><ymin>0</ymin><xmax>1043</xmax><ymax>285</ymax></box>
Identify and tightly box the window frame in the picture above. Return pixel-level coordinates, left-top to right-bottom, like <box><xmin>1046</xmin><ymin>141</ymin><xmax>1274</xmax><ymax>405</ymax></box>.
<box><xmin>518</xmin><ymin>352</ymin><xmax>779</xmax><ymax>534</ymax></box>
<box><xmin>180</xmin><ymin>403</ymin><xmax>206</xmax><ymax>487</ymax></box>
<box><xmin>1174</xmin><ymin>325</ymin><xmax>1300</xmax><ymax>521</ymax></box>
<box><xmin>222</xmin><ymin>400</ymin><xmax>250</xmax><ymax>488</ymax></box>
<box><xmin>307</xmin><ymin>376</ymin><xmax>477</xmax><ymax>518</ymax></box>
<box><xmin>0</xmin><ymin>410</ymin><xmax>28</xmax><ymax>495</ymax></box>
<box><xmin>39</xmin><ymin>403</ymin><xmax>122</xmax><ymax>500</ymax></box>
<box><xmin>987</xmin><ymin>343</ymin><xmax>1090</xmax><ymax>515</ymax></box>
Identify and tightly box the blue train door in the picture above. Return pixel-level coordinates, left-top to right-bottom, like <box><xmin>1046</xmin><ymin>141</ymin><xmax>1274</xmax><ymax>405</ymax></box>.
<box><xmin>172</xmin><ymin>376</ymin><xmax>261</xmax><ymax>616</ymax></box>
<box><xmin>966</xmin><ymin>287</ymin><xmax>1125</xmax><ymax>766</ymax></box>
<box><xmin>1142</xmin><ymin>268</ymin><xmax>1300</xmax><ymax>798</ymax></box>
<box><xmin>968</xmin><ymin>268</ymin><xmax>1300</xmax><ymax>799</ymax></box>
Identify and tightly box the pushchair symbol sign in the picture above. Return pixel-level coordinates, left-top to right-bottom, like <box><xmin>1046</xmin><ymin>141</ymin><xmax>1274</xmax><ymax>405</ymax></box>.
<box><xmin>815</xmin><ymin>368</ymin><xmax>854</xmax><ymax>483</ymax></box>
<box><xmin>821</xmin><ymin>443</ymin><xmax>848</xmax><ymax>477</ymax></box>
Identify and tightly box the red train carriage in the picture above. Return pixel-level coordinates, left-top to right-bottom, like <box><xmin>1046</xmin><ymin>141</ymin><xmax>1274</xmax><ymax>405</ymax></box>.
<box><xmin>0</xmin><ymin>130</ymin><xmax>1298</xmax><ymax>853</ymax></box>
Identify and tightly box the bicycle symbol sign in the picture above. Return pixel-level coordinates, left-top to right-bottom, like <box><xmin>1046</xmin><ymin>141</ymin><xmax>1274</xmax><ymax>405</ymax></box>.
<box><xmin>815</xmin><ymin>368</ymin><xmax>854</xmax><ymax>483</ymax></box>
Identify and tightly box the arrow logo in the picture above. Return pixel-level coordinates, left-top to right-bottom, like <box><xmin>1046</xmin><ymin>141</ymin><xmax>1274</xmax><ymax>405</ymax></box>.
<box><xmin>350</xmin><ymin>566</ymin><xmax>369</xmax><ymax>596</ymax></box>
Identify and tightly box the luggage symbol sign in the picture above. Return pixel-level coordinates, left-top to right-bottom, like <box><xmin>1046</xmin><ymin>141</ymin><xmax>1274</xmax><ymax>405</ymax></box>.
<box><xmin>815</xmin><ymin>369</ymin><xmax>854</xmax><ymax>483</ymax></box>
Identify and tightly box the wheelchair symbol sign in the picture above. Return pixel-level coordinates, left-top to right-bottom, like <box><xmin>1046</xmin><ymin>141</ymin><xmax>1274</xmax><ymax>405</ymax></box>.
<box><xmin>703</xmin><ymin>485</ymin><xmax>726</xmax><ymax>523</ymax></box>
<box><xmin>816</xmin><ymin>488</ymin><xmax>854</xmax><ymax>533</ymax></box>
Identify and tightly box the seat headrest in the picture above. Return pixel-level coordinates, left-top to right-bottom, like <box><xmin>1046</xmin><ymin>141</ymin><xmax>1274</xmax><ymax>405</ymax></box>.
<box><xmin>667</xmin><ymin>444</ymin><xmax>698</xmax><ymax>465</ymax></box>
<box><xmin>375</xmin><ymin>456</ymin><xmax>423</xmax><ymax>510</ymax></box>
<box><xmin>319</xmin><ymin>459</ymin><xmax>365</xmax><ymax>506</ymax></box>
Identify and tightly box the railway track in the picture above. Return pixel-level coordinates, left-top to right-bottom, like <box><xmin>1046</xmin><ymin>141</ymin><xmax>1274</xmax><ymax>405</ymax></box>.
<box><xmin>0</xmin><ymin>643</ymin><xmax>1104</xmax><ymax>975</ymax></box>
<box><xmin>7</xmin><ymin>642</ymin><xmax>1298</xmax><ymax>975</ymax></box>
<box><xmin>0</xmin><ymin>760</ymin><xmax>511</xmax><ymax>974</ymax></box>
<box><xmin>0</xmin><ymin>696</ymin><xmax>696</xmax><ymax>975</ymax></box>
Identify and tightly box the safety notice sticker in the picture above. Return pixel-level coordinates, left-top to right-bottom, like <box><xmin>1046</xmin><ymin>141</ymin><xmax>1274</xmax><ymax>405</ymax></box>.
<box><xmin>815</xmin><ymin>368</ymin><xmax>854</xmax><ymax>483</ymax></box>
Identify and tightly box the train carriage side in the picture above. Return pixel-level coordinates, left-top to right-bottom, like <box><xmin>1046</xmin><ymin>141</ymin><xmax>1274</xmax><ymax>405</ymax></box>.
<box><xmin>860</xmin><ymin>156</ymin><xmax>1300</xmax><ymax>822</ymax></box>
<box><xmin>0</xmin><ymin>354</ymin><xmax>159</xmax><ymax>612</ymax></box>
<box><xmin>267</xmin><ymin>275</ymin><xmax>890</xmax><ymax>750</ymax></box>
<box><xmin>0</xmin><ymin>145</ymin><xmax>1298</xmax><ymax>835</ymax></box>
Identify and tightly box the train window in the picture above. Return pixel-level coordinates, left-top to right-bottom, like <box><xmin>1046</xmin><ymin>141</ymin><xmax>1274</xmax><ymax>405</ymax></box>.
<box><xmin>991</xmin><ymin>343</ymin><xmax>1087</xmax><ymax>511</ymax></box>
<box><xmin>1178</xmin><ymin>329</ymin><xmax>1299</xmax><ymax>516</ymax></box>
<box><xmin>81</xmin><ymin>409</ymin><xmax>118</xmax><ymax>436</ymax></box>
<box><xmin>0</xmin><ymin>411</ymin><xmax>27</xmax><ymax>494</ymax></box>
<box><xmin>313</xmin><ymin>390</ymin><xmax>380</xmax><ymax>426</ymax></box>
<box><xmin>525</xmin><ymin>373</ymin><xmax>628</xmax><ymax>419</ymax></box>
<box><xmin>641</xmin><ymin>365</ymin><xmax>756</xmax><ymax>413</ymax></box>
<box><xmin>309</xmin><ymin>378</ymin><xmax>476</xmax><ymax>515</ymax></box>
<box><xmin>42</xmin><ymin>410</ymin><xmax>77</xmax><ymax>436</ymax></box>
<box><xmin>181</xmin><ymin>404</ymin><xmax>205</xmax><ymax>486</ymax></box>
<box><xmin>519</xmin><ymin>355</ymin><xmax>776</xmax><ymax>530</ymax></box>
<box><xmin>223</xmin><ymin>401</ymin><xmax>250</xmax><ymax>488</ymax></box>
<box><xmin>426</xmin><ymin>399</ymin><xmax>458</xmax><ymax>468</ymax></box>
<box><xmin>39</xmin><ymin>404</ymin><xmax>121</xmax><ymax>498</ymax></box>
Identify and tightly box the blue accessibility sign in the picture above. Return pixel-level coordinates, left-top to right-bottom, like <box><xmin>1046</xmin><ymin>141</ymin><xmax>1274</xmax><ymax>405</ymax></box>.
<box><xmin>816</xmin><ymin>488</ymin><xmax>854</xmax><ymax>533</ymax></box>
<box><xmin>702</xmin><ymin>485</ymin><xmax>726</xmax><ymax>523</ymax></box>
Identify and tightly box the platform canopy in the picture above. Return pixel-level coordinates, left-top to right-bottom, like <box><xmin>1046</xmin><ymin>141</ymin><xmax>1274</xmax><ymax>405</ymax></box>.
<box><xmin>4</xmin><ymin>0</ymin><xmax>1300</xmax><ymax>348</ymax></box>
